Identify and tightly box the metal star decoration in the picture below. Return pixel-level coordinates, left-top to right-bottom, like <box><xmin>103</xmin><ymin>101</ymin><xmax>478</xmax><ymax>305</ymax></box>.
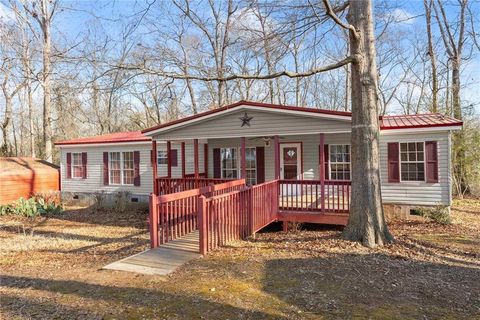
<box><xmin>239</xmin><ymin>112</ymin><xmax>253</xmax><ymax>127</ymax></box>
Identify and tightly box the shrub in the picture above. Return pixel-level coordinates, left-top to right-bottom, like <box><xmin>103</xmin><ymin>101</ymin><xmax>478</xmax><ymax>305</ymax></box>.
<box><xmin>0</xmin><ymin>196</ymin><xmax>63</xmax><ymax>218</ymax></box>
<box><xmin>114</xmin><ymin>191</ymin><xmax>131</xmax><ymax>212</ymax></box>
<box><xmin>32</xmin><ymin>191</ymin><xmax>61</xmax><ymax>206</ymax></box>
<box><xmin>416</xmin><ymin>205</ymin><xmax>452</xmax><ymax>224</ymax></box>
<box><xmin>93</xmin><ymin>191</ymin><xmax>108</xmax><ymax>210</ymax></box>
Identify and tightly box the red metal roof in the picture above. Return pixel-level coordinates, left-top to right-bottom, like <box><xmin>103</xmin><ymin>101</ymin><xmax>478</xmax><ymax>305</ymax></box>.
<box><xmin>380</xmin><ymin>113</ymin><xmax>462</xmax><ymax>130</ymax></box>
<box><xmin>55</xmin><ymin>131</ymin><xmax>150</xmax><ymax>146</ymax></box>
<box><xmin>142</xmin><ymin>100</ymin><xmax>462</xmax><ymax>134</ymax></box>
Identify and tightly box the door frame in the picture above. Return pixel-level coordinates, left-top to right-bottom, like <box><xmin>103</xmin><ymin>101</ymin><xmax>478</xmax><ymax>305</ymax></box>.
<box><xmin>279</xmin><ymin>142</ymin><xmax>303</xmax><ymax>180</ymax></box>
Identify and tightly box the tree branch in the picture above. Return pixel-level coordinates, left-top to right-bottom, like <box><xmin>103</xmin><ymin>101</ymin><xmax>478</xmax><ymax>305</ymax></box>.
<box><xmin>322</xmin><ymin>0</ymin><xmax>358</xmax><ymax>38</ymax></box>
<box><xmin>113</xmin><ymin>55</ymin><xmax>358</xmax><ymax>81</ymax></box>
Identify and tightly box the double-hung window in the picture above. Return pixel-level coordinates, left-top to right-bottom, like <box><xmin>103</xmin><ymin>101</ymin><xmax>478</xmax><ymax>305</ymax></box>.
<box><xmin>221</xmin><ymin>148</ymin><xmax>238</xmax><ymax>179</ymax></box>
<box><xmin>157</xmin><ymin>150</ymin><xmax>168</xmax><ymax>165</ymax></box>
<box><xmin>109</xmin><ymin>151</ymin><xmax>134</xmax><ymax>185</ymax></box>
<box><xmin>329</xmin><ymin>144</ymin><xmax>351</xmax><ymax>180</ymax></box>
<box><xmin>71</xmin><ymin>153</ymin><xmax>83</xmax><ymax>178</ymax></box>
<box><xmin>245</xmin><ymin>147</ymin><xmax>257</xmax><ymax>185</ymax></box>
<box><xmin>400</xmin><ymin>142</ymin><xmax>425</xmax><ymax>181</ymax></box>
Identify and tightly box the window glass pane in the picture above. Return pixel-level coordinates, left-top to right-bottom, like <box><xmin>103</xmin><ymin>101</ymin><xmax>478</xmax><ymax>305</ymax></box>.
<box><xmin>157</xmin><ymin>150</ymin><xmax>168</xmax><ymax>165</ymax></box>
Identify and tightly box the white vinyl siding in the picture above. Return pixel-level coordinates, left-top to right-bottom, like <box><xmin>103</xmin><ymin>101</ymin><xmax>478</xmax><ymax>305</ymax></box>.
<box><xmin>380</xmin><ymin>132</ymin><xmax>451</xmax><ymax>206</ymax></box>
<box><xmin>152</xmin><ymin>109</ymin><xmax>351</xmax><ymax>140</ymax></box>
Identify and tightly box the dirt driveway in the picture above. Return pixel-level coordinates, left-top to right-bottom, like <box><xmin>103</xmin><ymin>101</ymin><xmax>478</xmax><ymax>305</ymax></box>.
<box><xmin>1</xmin><ymin>200</ymin><xmax>479</xmax><ymax>319</ymax></box>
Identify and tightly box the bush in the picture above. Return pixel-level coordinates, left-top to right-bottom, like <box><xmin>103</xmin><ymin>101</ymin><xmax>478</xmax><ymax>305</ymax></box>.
<box><xmin>0</xmin><ymin>196</ymin><xmax>63</xmax><ymax>218</ymax></box>
<box><xmin>93</xmin><ymin>191</ymin><xmax>108</xmax><ymax>210</ymax></box>
<box><xmin>415</xmin><ymin>205</ymin><xmax>452</xmax><ymax>224</ymax></box>
<box><xmin>114</xmin><ymin>191</ymin><xmax>131</xmax><ymax>212</ymax></box>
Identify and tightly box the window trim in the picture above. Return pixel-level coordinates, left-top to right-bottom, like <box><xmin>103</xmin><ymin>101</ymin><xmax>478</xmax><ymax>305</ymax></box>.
<box><xmin>109</xmin><ymin>151</ymin><xmax>135</xmax><ymax>186</ymax></box>
<box><xmin>71</xmin><ymin>152</ymin><xmax>83</xmax><ymax>179</ymax></box>
<box><xmin>328</xmin><ymin>144</ymin><xmax>351</xmax><ymax>181</ymax></box>
<box><xmin>399</xmin><ymin>141</ymin><xmax>426</xmax><ymax>183</ymax></box>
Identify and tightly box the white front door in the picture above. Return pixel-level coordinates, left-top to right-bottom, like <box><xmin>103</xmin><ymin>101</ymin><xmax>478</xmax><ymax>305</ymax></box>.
<box><xmin>280</xmin><ymin>143</ymin><xmax>302</xmax><ymax>180</ymax></box>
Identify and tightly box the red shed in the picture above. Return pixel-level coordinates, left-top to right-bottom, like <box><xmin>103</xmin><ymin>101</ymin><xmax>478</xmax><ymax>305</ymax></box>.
<box><xmin>0</xmin><ymin>157</ymin><xmax>60</xmax><ymax>205</ymax></box>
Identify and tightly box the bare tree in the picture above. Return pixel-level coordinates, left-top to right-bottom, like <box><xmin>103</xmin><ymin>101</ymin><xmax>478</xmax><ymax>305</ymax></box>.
<box><xmin>21</xmin><ymin>0</ymin><xmax>59</xmax><ymax>162</ymax></box>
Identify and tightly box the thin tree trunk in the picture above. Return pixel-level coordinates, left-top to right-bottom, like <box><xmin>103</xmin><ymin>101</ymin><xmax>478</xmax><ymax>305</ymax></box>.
<box><xmin>424</xmin><ymin>0</ymin><xmax>438</xmax><ymax>113</ymax></box>
<box><xmin>41</xmin><ymin>0</ymin><xmax>53</xmax><ymax>162</ymax></box>
<box><xmin>342</xmin><ymin>0</ymin><xmax>394</xmax><ymax>247</ymax></box>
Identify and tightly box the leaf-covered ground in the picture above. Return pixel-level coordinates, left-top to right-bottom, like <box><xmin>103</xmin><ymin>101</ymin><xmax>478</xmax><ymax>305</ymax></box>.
<box><xmin>0</xmin><ymin>200</ymin><xmax>479</xmax><ymax>319</ymax></box>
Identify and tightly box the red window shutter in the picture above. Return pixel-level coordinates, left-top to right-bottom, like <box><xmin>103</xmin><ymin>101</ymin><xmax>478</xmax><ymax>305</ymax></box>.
<box><xmin>324</xmin><ymin>144</ymin><xmax>329</xmax><ymax>180</ymax></box>
<box><xmin>134</xmin><ymin>151</ymin><xmax>141</xmax><ymax>186</ymax></box>
<box><xmin>150</xmin><ymin>149</ymin><xmax>154</xmax><ymax>167</ymax></box>
<box><xmin>387</xmin><ymin>142</ymin><xmax>400</xmax><ymax>183</ymax></box>
<box><xmin>256</xmin><ymin>146</ymin><xmax>265</xmax><ymax>184</ymax></box>
<box><xmin>81</xmin><ymin>152</ymin><xmax>87</xmax><ymax>179</ymax></box>
<box><xmin>170</xmin><ymin>149</ymin><xmax>178</xmax><ymax>167</ymax></box>
<box><xmin>103</xmin><ymin>152</ymin><xmax>109</xmax><ymax>185</ymax></box>
<box><xmin>213</xmin><ymin>148</ymin><xmax>221</xmax><ymax>178</ymax></box>
<box><xmin>426</xmin><ymin>141</ymin><xmax>438</xmax><ymax>183</ymax></box>
<box><xmin>66</xmin><ymin>153</ymin><xmax>72</xmax><ymax>179</ymax></box>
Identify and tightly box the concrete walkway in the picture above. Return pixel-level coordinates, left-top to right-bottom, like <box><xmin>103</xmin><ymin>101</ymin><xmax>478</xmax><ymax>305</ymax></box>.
<box><xmin>103</xmin><ymin>231</ymin><xmax>200</xmax><ymax>276</ymax></box>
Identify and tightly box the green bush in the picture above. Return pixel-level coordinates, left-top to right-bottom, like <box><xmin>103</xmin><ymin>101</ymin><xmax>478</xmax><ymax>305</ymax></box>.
<box><xmin>416</xmin><ymin>205</ymin><xmax>452</xmax><ymax>224</ymax></box>
<box><xmin>0</xmin><ymin>196</ymin><xmax>63</xmax><ymax>218</ymax></box>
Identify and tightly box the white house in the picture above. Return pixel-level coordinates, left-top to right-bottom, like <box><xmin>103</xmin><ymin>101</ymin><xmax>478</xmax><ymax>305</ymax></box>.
<box><xmin>56</xmin><ymin>101</ymin><xmax>462</xmax><ymax>220</ymax></box>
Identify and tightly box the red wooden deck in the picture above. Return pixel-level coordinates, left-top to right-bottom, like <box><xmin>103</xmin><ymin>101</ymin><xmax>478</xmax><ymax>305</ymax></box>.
<box><xmin>149</xmin><ymin>177</ymin><xmax>350</xmax><ymax>255</ymax></box>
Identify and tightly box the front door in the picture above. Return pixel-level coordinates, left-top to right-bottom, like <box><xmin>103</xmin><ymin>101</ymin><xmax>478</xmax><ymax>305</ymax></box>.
<box><xmin>280</xmin><ymin>143</ymin><xmax>302</xmax><ymax>180</ymax></box>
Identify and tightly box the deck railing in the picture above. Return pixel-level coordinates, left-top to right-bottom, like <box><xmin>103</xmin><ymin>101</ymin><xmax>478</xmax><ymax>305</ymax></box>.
<box><xmin>156</xmin><ymin>177</ymin><xmax>234</xmax><ymax>195</ymax></box>
<box><xmin>149</xmin><ymin>179</ymin><xmax>246</xmax><ymax>248</ymax></box>
<box><xmin>198</xmin><ymin>180</ymin><xmax>279</xmax><ymax>254</ymax></box>
<box><xmin>278</xmin><ymin>179</ymin><xmax>351</xmax><ymax>213</ymax></box>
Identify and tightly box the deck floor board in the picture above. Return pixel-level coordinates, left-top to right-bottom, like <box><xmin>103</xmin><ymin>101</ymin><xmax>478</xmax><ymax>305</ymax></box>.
<box><xmin>103</xmin><ymin>231</ymin><xmax>200</xmax><ymax>275</ymax></box>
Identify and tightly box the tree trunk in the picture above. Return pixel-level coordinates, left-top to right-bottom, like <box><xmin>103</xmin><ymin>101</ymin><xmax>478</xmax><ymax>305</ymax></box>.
<box><xmin>451</xmin><ymin>57</ymin><xmax>467</xmax><ymax>196</ymax></box>
<box><xmin>41</xmin><ymin>0</ymin><xmax>53</xmax><ymax>162</ymax></box>
<box><xmin>342</xmin><ymin>0</ymin><xmax>394</xmax><ymax>247</ymax></box>
<box><xmin>424</xmin><ymin>0</ymin><xmax>438</xmax><ymax>113</ymax></box>
<box><xmin>1</xmin><ymin>96</ymin><xmax>12</xmax><ymax>156</ymax></box>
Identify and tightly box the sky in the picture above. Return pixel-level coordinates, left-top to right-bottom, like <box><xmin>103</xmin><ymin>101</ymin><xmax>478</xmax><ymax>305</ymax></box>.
<box><xmin>1</xmin><ymin>0</ymin><xmax>479</xmax><ymax>115</ymax></box>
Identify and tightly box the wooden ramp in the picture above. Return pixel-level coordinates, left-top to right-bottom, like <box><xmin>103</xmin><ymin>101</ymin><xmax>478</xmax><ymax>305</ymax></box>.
<box><xmin>103</xmin><ymin>231</ymin><xmax>200</xmax><ymax>276</ymax></box>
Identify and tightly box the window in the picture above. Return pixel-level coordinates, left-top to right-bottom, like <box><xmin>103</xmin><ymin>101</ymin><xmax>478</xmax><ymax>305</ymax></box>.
<box><xmin>246</xmin><ymin>148</ymin><xmax>257</xmax><ymax>185</ymax></box>
<box><xmin>109</xmin><ymin>151</ymin><xmax>135</xmax><ymax>185</ymax></box>
<box><xmin>221</xmin><ymin>148</ymin><xmax>238</xmax><ymax>179</ymax></box>
<box><xmin>400</xmin><ymin>142</ymin><xmax>425</xmax><ymax>181</ymax></box>
<box><xmin>157</xmin><ymin>150</ymin><xmax>168</xmax><ymax>165</ymax></box>
<box><xmin>329</xmin><ymin>145</ymin><xmax>351</xmax><ymax>180</ymax></box>
<box><xmin>71</xmin><ymin>153</ymin><xmax>83</xmax><ymax>178</ymax></box>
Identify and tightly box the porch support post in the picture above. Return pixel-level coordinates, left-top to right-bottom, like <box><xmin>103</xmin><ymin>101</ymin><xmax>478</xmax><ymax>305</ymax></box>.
<box><xmin>240</xmin><ymin>137</ymin><xmax>246</xmax><ymax>179</ymax></box>
<box><xmin>274</xmin><ymin>135</ymin><xmax>280</xmax><ymax>180</ymax></box>
<box><xmin>319</xmin><ymin>133</ymin><xmax>325</xmax><ymax>213</ymax></box>
<box><xmin>194</xmin><ymin>138</ymin><xmax>199</xmax><ymax>178</ymax></box>
<box><xmin>204</xmin><ymin>143</ymin><xmax>209</xmax><ymax>177</ymax></box>
<box><xmin>152</xmin><ymin>140</ymin><xmax>158</xmax><ymax>195</ymax></box>
<box><xmin>167</xmin><ymin>140</ymin><xmax>172</xmax><ymax>178</ymax></box>
<box><xmin>181</xmin><ymin>141</ymin><xmax>186</xmax><ymax>178</ymax></box>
